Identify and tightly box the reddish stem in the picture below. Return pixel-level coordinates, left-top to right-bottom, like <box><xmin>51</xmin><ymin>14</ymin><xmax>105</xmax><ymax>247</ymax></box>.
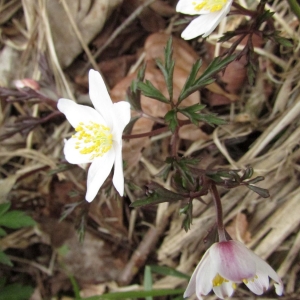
<box><xmin>210</xmin><ymin>183</ymin><xmax>226</xmax><ymax>242</ymax></box>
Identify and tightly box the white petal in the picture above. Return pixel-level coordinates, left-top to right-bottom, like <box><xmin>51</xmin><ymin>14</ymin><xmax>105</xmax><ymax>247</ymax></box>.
<box><xmin>213</xmin><ymin>281</ymin><xmax>235</xmax><ymax>299</ymax></box>
<box><xmin>248</xmin><ymin>249</ymin><xmax>284</xmax><ymax>295</ymax></box>
<box><xmin>195</xmin><ymin>249</ymin><xmax>216</xmax><ymax>296</ymax></box>
<box><xmin>88</xmin><ymin>69</ymin><xmax>113</xmax><ymax>127</ymax></box>
<box><xmin>63</xmin><ymin>137</ymin><xmax>93</xmax><ymax>164</ymax></box>
<box><xmin>58</xmin><ymin>98</ymin><xmax>106</xmax><ymax>128</ymax></box>
<box><xmin>111</xmin><ymin>101</ymin><xmax>131</xmax><ymax>141</ymax></box>
<box><xmin>210</xmin><ymin>241</ymin><xmax>256</xmax><ymax>282</ymax></box>
<box><xmin>184</xmin><ymin>249</ymin><xmax>213</xmax><ymax>298</ymax></box>
<box><xmin>176</xmin><ymin>0</ymin><xmax>207</xmax><ymax>15</ymax></box>
<box><xmin>181</xmin><ymin>1</ymin><xmax>232</xmax><ymax>40</ymax></box>
<box><xmin>245</xmin><ymin>271</ymin><xmax>269</xmax><ymax>295</ymax></box>
<box><xmin>85</xmin><ymin>148</ymin><xmax>115</xmax><ymax>202</ymax></box>
<box><xmin>112</xmin><ymin>143</ymin><xmax>124</xmax><ymax>196</ymax></box>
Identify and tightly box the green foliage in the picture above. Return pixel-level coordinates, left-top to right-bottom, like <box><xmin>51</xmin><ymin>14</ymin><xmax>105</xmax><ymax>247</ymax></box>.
<box><xmin>178</xmin><ymin>55</ymin><xmax>236</xmax><ymax>102</ymax></box>
<box><xmin>123</xmin><ymin>116</ymin><xmax>140</xmax><ymax>136</ymax></box>
<box><xmin>0</xmin><ymin>251</ymin><xmax>13</xmax><ymax>267</ymax></box>
<box><xmin>178</xmin><ymin>104</ymin><xmax>226</xmax><ymax>127</ymax></box>
<box><xmin>148</xmin><ymin>265</ymin><xmax>190</xmax><ymax>279</ymax></box>
<box><xmin>144</xmin><ymin>266</ymin><xmax>153</xmax><ymax>300</ymax></box>
<box><xmin>0</xmin><ymin>202</ymin><xmax>36</xmax><ymax>267</ymax></box>
<box><xmin>130</xmin><ymin>182</ymin><xmax>184</xmax><ymax>208</ymax></box>
<box><xmin>0</xmin><ymin>210</ymin><xmax>36</xmax><ymax>229</ymax></box>
<box><xmin>0</xmin><ymin>202</ymin><xmax>35</xmax><ymax>230</ymax></box>
<box><xmin>83</xmin><ymin>289</ymin><xmax>185</xmax><ymax>299</ymax></box>
<box><xmin>0</xmin><ymin>283</ymin><xmax>34</xmax><ymax>300</ymax></box>
<box><xmin>247</xmin><ymin>185</ymin><xmax>270</xmax><ymax>198</ymax></box>
<box><xmin>180</xmin><ymin>201</ymin><xmax>193</xmax><ymax>232</ymax></box>
<box><xmin>156</xmin><ymin>37</ymin><xmax>175</xmax><ymax>101</ymax></box>
<box><xmin>164</xmin><ymin>110</ymin><xmax>178</xmax><ymax>133</ymax></box>
<box><xmin>137</xmin><ymin>80</ymin><xmax>169</xmax><ymax>103</ymax></box>
<box><xmin>126</xmin><ymin>64</ymin><xmax>146</xmax><ymax>111</ymax></box>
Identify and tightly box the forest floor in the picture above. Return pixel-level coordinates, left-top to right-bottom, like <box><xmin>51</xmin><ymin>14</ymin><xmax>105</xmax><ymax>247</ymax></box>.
<box><xmin>0</xmin><ymin>0</ymin><xmax>299</xmax><ymax>299</ymax></box>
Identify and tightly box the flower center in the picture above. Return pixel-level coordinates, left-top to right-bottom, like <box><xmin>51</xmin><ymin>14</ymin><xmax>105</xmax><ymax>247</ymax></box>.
<box><xmin>73</xmin><ymin>121</ymin><xmax>113</xmax><ymax>159</ymax></box>
<box><xmin>192</xmin><ymin>0</ymin><xmax>227</xmax><ymax>12</ymax></box>
<box><xmin>212</xmin><ymin>273</ymin><xmax>229</xmax><ymax>286</ymax></box>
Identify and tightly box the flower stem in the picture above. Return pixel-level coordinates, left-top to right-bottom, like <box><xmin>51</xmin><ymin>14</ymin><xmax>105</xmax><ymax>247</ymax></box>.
<box><xmin>122</xmin><ymin>126</ymin><xmax>169</xmax><ymax>139</ymax></box>
<box><xmin>210</xmin><ymin>183</ymin><xmax>226</xmax><ymax>242</ymax></box>
<box><xmin>288</xmin><ymin>0</ymin><xmax>300</xmax><ymax>21</ymax></box>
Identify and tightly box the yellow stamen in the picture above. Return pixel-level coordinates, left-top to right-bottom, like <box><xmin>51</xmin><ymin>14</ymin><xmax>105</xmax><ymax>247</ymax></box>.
<box><xmin>243</xmin><ymin>275</ymin><xmax>259</xmax><ymax>285</ymax></box>
<box><xmin>73</xmin><ymin>121</ymin><xmax>112</xmax><ymax>159</ymax></box>
<box><xmin>192</xmin><ymin>0</ymin><xmax>227</xmax><ymax>12</ymax></box>
<box><xmin>212</xmin><ymin>273</ymin><xmax>229</xmax><ymax>287</ymax></box>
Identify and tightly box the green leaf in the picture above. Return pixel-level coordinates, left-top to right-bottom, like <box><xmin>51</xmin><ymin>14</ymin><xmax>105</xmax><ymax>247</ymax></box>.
<box><xmin>0</xmin><ymin>283</ymin><xmax>34</xmax><ymax>300</ymax></box>
<box><xmin>178</xmin><ymin>60</ymin><xmax>203</xmax><ymax>103</ymax></box>
<box><xmin>247</xmin><ymin>185</ymin><xmax>270</xmax><ymax>198</ymax></box>
<box><xmin>246</xmin><ymin>176</ymin><xmax>265</xmax><ymax>185</ymax></box>
<box><xmin>178</xmin><ymin>55</ymin><xmax>236</xmax><ymax>102</ymax></box>
<box><xmin>0</xmin><ymin>251</ymin><xmax>13</xmax><ymax>267</ymax></box>
<box><xmin>0</xmin><ymin>211</ymin><xmax>36</xmax><ymax>229</ymax></box>
<box><xmin>144</xmin><ymin>266</ymin><xmax>153</xmax><ymax>300</ymax></box>
<box><xmin>130</xmin><ymin>183</ymin><xmax>184</xmax><ymax>208</ymax></box>
<box><xmin>126</xmin><ymin>64</ymin><xmax>146</xmax><ymax>111</ymax></box>
<box><xmin>83</xmin><ymin>289</ymin><xmax>185</xmax><ymax>299</ymax></box>
<box><xmin>156</xmin><ymin>37</ymin><xmax>175</xmax><ymax>101</ymax></box>
<box><xmin>273</xmin><ymin>35</ymin><xmax>293</xmax><ymax>47</ymax></box>
<box><xmin>155</xmin><ymin>164</ymin><xmax>172</xmax><ymax>181</ymax></box>
<box><xmin>0</xmin><ymin>203</ymin><xmax>11</xmax><ymax>216</ymax></box>
<box><xmin>164</xmin><ymin>110</ymin><xmax>178</xmax><ymax>133</ymax></box>
<box><xmin>123</xmin><ymin>116</ymin><xmax>140</xmax><ymax>136</ymax></box>
<box><xmin>138</xmin><ymin>81</ymin><xmax>169</xmax><ymax>103</ymax></box>
<box><xmin>196</xmin><ymin>55</ymin><xmax>236</xmax><ymax>84</ymax></box>
<box><xmin>196</xmin><ymin>113</ymin><xmax>227</xmax><ymax>126</ymax></box>
<box><xmin>0</xmin><ymin>227</ymin><xmax>7</xmax><ymax>237</ymax></box>
<box><xmin>178</xmin><ymin>104</ymin><xmax>207</xmax><ymax>125</ymax></box>
<box><xmin>149</xmin><ymin>265</ymin><xmax>190</xmax><ymax>280</ymax></box>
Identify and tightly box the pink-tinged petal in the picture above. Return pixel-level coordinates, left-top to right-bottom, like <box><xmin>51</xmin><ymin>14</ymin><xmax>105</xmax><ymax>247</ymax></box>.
<box><xmin>111</xmin><ymin>101</ymin><xmax>131</xmax><ymax>141</ymax></box>
<box><xmin>63</xmin><ymin>137</ymin><xmax>93</xmax><ymax>164</ymax></box>
<box><xmin>57</xmin><ymin>98</ymin><xmax>106</xmax><ymax>128</ymax></box>
<box><xmin>247</xmin><ymin>249</ymin><xmax>284</xmax><ymax>295</ymax></box>
<box><xmin>176</xmin><ymin>0</ymin><xmax>207</xmax><ymax>15</ymax></box>
<box><xmin>85</xmin><ymin>148</ymin><xmax>115</xmax><ymax>202</ymax></box>
<box><xmin>245</xmin><ymin>271</ymin><xmax>269</xmax><ymax>295</ymax></box>
<box><xmin>88</xmin><ymin>69</ymin><xmax>113</xmax><ymax>127</ymax></box>
<box><xmin>212</xmin><ymin>281</ymin><xmax>235</xmax><ymax>299</ymax></box>
<box><xmin>210</xmin><ymin>241</ymin><xmax>256</xmax><ymax>282</ymax></box>
<box><xmin>181</xmin><ymin>1</ymin><xmax>232</xmax><ymax>39</ymax></box>
<box><xmin>112</xmin><ymin>143</ymin><xmax>124</xmax><ymax>196</ymax></box>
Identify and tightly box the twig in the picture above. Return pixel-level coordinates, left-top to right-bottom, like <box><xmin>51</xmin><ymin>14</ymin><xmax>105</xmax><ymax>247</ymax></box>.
<box><xmin>81</xmin><ymin>0</ymin><xmax>156</xmax><ymax>74</ymax></box>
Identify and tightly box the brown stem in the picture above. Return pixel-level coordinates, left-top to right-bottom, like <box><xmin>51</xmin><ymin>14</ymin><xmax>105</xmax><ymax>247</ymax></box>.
<box><xmin>122</xmin><ymin>126</ymin><xmax>169</xmax><ymax>139</ymax></box>
<box><xmin>210</xmin><ymin>183</ymin><xmax>226</xmax><ymax>242</ymax></box>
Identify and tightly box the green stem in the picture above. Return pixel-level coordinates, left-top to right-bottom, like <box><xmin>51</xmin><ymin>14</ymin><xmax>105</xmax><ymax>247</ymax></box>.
<box><xmin>288</xmin><ymin>0</ymin><xmax>300</xmax><ymax>21</ymax></box>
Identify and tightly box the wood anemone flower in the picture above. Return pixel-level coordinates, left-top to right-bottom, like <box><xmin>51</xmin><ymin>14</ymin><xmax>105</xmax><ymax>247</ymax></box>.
<box><xmin>184</xmin><ymin>240</ymin><xmax>284</xmax><ymax>299</ymax></box>
<box><xmin>176</xmin><ymin>0</ymin><xmax>233</xmax><ymax>40</ymax></box>
<box><xmin>57</xmin><ymin>69</ymin><xmax>131</xmax><ymax>202</ymax></box>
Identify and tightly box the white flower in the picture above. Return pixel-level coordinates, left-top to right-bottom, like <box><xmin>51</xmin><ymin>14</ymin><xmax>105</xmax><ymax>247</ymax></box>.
<box><xmin>184</xmin><ymin>240</ymin><xmax>284</xmax><ymax>299</ymax></box>
<box><xmin>57</xmin><ymin>69</ymin><xmax>131</xmax><ymax>202</ymax></box>
<box><xmin>176</xmin><ymin>0</ymin><xmax>233</xmax><ymax>40</ymax></box>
